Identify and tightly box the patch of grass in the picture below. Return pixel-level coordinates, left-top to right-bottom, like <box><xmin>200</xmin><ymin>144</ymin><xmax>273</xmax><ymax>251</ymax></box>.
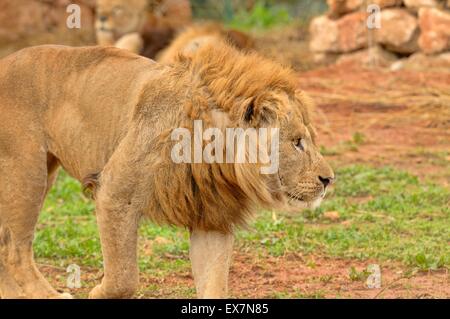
<box><xmin>352</xmin><ymin>132</ymin><xmax>366</xmax><ymax>145</ymax></box>
<box><xmin>271</xmin><ymin>289</ymin><xmax>326</xmax><ymax>299</ymax></box>
<box><xmin>238</xmin><ymin>165</ymin><xmax>450</xmax><ymax>270</ymax></box>
<box><xmin>36</xmin><ymin>172</ymin><xmax>101</xmax><ymax>267</ymax></box>
<box><xmin>406</xmin><ymin>148</ymin><xmax>450</xmax><ymax>167</ymax></box>
<box><xmin>227</xmin><ymin>1</ymin><xmax>292</xmax><ymax>31</ymax></box>
<box><xmin>320</xmin><ymin>132</ymin><xmax>367</xmax><ymax>155</ymax></box>
<box><xmin>348</xmin><ymin>266</ymin><xmax>370</xmax><ymax>282</ymax></box>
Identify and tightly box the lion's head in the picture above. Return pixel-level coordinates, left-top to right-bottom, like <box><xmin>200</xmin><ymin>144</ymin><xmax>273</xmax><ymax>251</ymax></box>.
<box><xmin>146</xmin><ymin>41</ymin><xmax>334</xmax><ymax>233</ymax></box>
<box><xmin>277</xmin><ymin>90</ymin><xmax>335</xmax><ymax>209</ymax></box>
<box><xmin>96</xmin><ymin>0</ymin><xmax>148</xmax><ymax>39</ymax></box>
<box><xmin>186</xmin><ymin>42</ymin><xmax>334</xmax><ymax>210</ymax></box>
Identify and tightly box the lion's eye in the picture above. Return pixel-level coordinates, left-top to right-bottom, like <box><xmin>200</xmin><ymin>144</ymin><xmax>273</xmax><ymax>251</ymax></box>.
<box><xmin>293</xmin><ymin>138</ymin><xmax>305</xmax><ymax>152</ymax></box>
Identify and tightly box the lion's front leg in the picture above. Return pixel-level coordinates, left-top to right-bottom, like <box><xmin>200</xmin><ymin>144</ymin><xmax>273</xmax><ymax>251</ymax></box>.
<box><xmin>89</xmin><ymin>189</ymin><xmax>140</xmax><ymax>299</ymax></box>
<box><xmin>189</xmin><ymin>230</ymin><xmax>234</xmax><ymax>299</ymax></box>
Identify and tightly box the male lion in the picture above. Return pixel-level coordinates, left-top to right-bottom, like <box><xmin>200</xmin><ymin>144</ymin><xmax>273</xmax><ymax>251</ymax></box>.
<box><xmin>0</xmin><ymin>42</ymin><xmax>334</xmax><ymax>299</ymax></box>
<box><xmin>96</xmin><ymin>0</ymin><xmax>192</xmax><ymax>58</ymax></box>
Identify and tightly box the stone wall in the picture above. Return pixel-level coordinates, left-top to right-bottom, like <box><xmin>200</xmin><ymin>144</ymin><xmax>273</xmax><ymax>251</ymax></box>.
<box><xmin>310</xmin><ymin>0</ymin><xmax>450</xmax><ymax>68</ymax></box>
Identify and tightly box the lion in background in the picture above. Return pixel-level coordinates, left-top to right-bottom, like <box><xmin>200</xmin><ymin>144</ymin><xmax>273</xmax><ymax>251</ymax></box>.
<box><xmin>95</xmin><ymin>0</ymin><xmax>253</xmax><ymax>60</ymax></box>
<box><xmin>96</xmin><ymin>0</ymin><xmax>192</xmax><ymax>58</ymax></box>
<box><xmin>157</xmin><ymin>23</ymin><xmax>254</xmax><ymax>64</ymax></box>
<box><xmin>0</xmin><ymin>40</ymin><xmax>334</xmax><ymax>299</ymax></box>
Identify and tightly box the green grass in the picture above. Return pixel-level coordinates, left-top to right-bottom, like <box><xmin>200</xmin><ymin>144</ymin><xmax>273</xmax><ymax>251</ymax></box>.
<box><xmin>35</xmin><ymin>165</ymin><xmax>450</xmax><ymax>274</ymax></box>
<box><xmin>320</xmin><ymin>132</ymin><xmax>367</xmax><ymax>155</ymax></box>
<box><xmin>238</xmin><ymin>165</ymin><xmax>449</xmax><ymax>270</ymax></box>
<box><xmin>227</xmin><ymin>1</ymin><xmax>292</xmax><ymax>31</ymax></box>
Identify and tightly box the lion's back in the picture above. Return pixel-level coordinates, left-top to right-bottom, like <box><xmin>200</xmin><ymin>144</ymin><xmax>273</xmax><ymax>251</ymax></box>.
<box><xmin>0</xmin><ymin>45</ymin><xmax>156</xmax><ymax>104</ymax></box>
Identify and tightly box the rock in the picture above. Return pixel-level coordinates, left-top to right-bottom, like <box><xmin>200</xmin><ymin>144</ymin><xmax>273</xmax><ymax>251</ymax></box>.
<box><xmin>404</xmin><ymin>52</ymin><xmax>450</xmax><ymax>70</ymax></box>
<box><xmin>310</xmin><ymin>12</ymin><xmax>368</xmax><ymax>53</ymax></box>
<box><xmin>371</xmin><ymin>0</ymin><xmax>404</xmax><ymax>8</ymax></box>
<box><xmin>337</xmin><ymin>46</ymin><xmax>398</xmax><ymax>67</ymax></box>
<box><xmin>375</xmin><ymin>8</ymin><xmax>419</xmax><ymax>54</ymax></box>
<box><xmin>327</xmin><ymin>0</ymin><xmax>363</xmax><ymax>19</ymax></box>
<box><xmin>310</xmin><ymin>16</ymin><xmax>338</xmax><ymax>52</ymax></box>
<box><xmin>418</xmin><ymin>8</ymin><xmax>450</xmax><ymax>54</ymax></box>
<box><xmin>390</xmin><ymin>60</ymin><xmax>405</xmax><ymax>71</ymax></box>
<box><xmin>404</xmin><ymin>0</ymin><xmax>440</xmax><ymax>11</ymax></box>
<box><xmin>327</xmin><ymin>0</ymin><xmax>404</xmax><ymax>12</ymax></box>
<box><xmin>313</xmin><ymin>52</ymin><xmax>340</xmax><ymax>64</ymax></box>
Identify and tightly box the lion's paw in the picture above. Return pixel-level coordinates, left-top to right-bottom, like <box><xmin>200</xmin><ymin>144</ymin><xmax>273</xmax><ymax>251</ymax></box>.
<box><xmin>88</xmin><ymin>284</ymin><xmax>105</xmax><ymax>299</ymax></box>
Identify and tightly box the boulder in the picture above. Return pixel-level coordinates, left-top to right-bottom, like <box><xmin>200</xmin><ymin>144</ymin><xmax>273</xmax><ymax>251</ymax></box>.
<box><xmin>313</xmin><ymin>52</ymin><xmax>340</xmax><ymax>64</ymax></box>
<box><xmin>375</xmin><ymin>8</ymin><xmax>419</xmax><ymax>54</ymax></box>
<box><xmin>326</xmin><ymin>0</ymin><xmax>403</xmax><ymax>19</ymax></box>
<box><xmin>327</xmin><ymin>0</ymin><xmax>363</xmax><ymax>19</ymax></box>
<box><xmin>403</xmin><ymin>52</ymin><xmax>450</xmax><ymax>70</ymax></box>
<box><xmin>336</xmin><ymin>46</ymin><xmax>398</xmax><ymax>67</ymax></box>
<box><xmin>403</xmin><ymin>0</ymin><xmax>440</xmax><ymax>11</ymax></box>
<box><xmin>371</xmin><ymin>0</ymin><xmax>404</xmax><ymax>8</ymax></box>
<box><xmin>310</xmin><ymin>12</ymin><xmax>368</xmax><ymax>53</ymax></box>
<box><xmin>418</xmin><ymin>8</ymin><xmax>450</xmax><ymax>54</ymax></box>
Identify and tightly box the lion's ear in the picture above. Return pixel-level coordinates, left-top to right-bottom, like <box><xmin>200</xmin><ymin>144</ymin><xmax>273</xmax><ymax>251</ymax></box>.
<box><xmin>243</xmin><ymin>97</ymin><xmax>256</xmax><ymax>122</ymax></box>
<box><xmin>243</xmin><ymin>97</ymin><xmax>277</xmax><ymax>125</ymax></box>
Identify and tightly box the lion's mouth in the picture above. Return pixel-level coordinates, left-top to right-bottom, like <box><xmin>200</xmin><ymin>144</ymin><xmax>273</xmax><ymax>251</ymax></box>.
<box><xmin>287</xmin><ymin>193</ymin><xmax>305</xmax><ymax>202</ymax></box>
<box><xmin>286</xmin><ymin>191</ymin><xmax>325</xmax><ymax>210</ymax></box>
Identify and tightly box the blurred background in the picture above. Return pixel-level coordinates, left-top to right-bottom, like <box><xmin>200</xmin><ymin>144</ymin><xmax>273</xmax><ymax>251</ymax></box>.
<box><xmin>0</xmin><ymin>0</ymin><xmax>448</xmax><ymax>299</ymax></box>
<box><xmin>0</xmin><ymin>0</ymin><xmax>328</xmax><ymax>69</ymax></box>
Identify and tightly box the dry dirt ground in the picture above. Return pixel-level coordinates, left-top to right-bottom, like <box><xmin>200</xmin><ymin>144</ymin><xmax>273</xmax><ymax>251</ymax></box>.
<box><xmin>302</xmin><ymin>64</ymin><xmax>450</xmax><ymax>186</ymax></box>
<box><xmin>42</xmin><ymin>254</ymin><xmax>449</xmax><ymax>299</ymax></box>
<box><xmin>41</xmin><ymin>64</ymin><xmax>449</xmax><ymax>299</ymax></box>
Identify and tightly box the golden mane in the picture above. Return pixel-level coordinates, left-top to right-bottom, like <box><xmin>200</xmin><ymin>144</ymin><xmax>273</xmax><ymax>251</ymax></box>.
<box><xmin>144</xmin><ymin>42</ymin><xmax>302</xmax><ymax>233</ymax></box>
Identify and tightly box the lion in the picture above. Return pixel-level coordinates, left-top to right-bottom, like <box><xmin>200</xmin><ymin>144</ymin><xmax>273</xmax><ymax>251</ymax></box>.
<box><xmin>0</xmin><ymin>41</ymin><xmax>334</xmax><ymax>299</ymax></box>
<box><xmin>157</xmin><ymin>23</ymin><xmax>254</xmax><ymax>64</ymax></box>
<box><xmin>96</xmin><ymin>0</ymin><xmax>192</xmax><ymax>58</ymax></box>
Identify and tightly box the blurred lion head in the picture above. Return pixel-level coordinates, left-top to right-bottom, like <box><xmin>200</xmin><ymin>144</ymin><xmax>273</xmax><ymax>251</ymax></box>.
<box><xmin>96</xmin><ymin>0</ymin><xmax>148</xmax><ymax>39</ymax></box>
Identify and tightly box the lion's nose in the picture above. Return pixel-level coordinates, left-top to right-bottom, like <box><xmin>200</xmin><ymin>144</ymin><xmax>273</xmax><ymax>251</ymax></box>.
<box><xmin>99</xmin><ymin>15</ymin><xmax>108</xmax><ymax>22</ymax></box>
<box><xmin>319</xmin><ymin>176</ymin><xmax>334</xmax><ymax>188</ymax></box>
